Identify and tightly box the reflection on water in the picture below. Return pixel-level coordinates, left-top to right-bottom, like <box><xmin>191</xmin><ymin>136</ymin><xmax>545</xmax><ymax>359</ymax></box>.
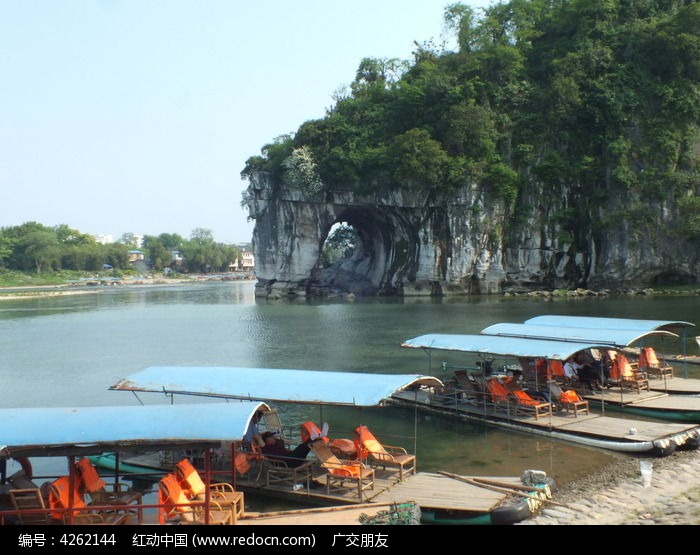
<box><xmin>1</xmin><ymin>281</ymin><xmax>698</xmax><ymax>494</ymax></box>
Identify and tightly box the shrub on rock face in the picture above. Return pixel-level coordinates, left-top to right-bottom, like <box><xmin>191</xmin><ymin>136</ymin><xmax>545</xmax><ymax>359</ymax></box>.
<box><xmin>283</xmin><ymin>146</ymin><xmax>324</xmax><ymax>198</ymax></box>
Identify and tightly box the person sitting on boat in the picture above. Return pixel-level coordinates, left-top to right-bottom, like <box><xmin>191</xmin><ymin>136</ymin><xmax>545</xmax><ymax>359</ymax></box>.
<box><xmin>563</xmin><ymin>357</ymin><xmax>581</xmax><ymax>380</ymax></box>
<box><xmin>243</xmin><ymin>411</ymin><xmax>265</xmax><ymax>449</ymax></box>
<box><xmin>568</xmin><ymin>353</ymin><xmax>603</xmax><ymax>390</ymax></box>
<box><xmin>260</xmin><ymin>432</ymin><xmax>311</xmax><ymax>468</ymax></box>
<box><xmin>587</xmin><ymin>348</ymin><xmax>610</xmax><ymax>386</ymax></box>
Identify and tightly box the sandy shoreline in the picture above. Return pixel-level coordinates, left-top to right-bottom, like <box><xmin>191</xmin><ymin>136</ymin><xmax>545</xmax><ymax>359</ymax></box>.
<box><xmin>0</xmin><ymin>277</ymin><xmax>255</xmax><ymax>300</ymax></box>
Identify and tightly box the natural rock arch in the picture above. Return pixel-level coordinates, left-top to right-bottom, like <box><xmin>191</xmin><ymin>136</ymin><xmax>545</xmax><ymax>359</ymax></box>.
<box><xmin>242</xmin><ymin>172</ymin><xmax>503</xmax><ymax>298</ymax></box>
<box><xmin>242</xmin><ymin>171</ymin><xmax>699</xmax><ymax>298</ymax></box>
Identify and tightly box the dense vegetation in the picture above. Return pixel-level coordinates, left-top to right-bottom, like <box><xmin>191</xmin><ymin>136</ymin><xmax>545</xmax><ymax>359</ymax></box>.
<box><xmin>0</xmin><ymin>222</ymin><xmax>243</xmax><ymax>276</ymax></box>
<box><xmin>242</xmin><ymin>0</ymin><xmax>700</xmax><ymax>243</ymax></box>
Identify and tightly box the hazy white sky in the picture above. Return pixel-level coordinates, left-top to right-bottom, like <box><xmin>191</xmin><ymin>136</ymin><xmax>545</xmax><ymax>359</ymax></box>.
<box><xmin>1</xmin><ymin>1</ymin><xmax>492</xmax><ymax>244</ymax></box>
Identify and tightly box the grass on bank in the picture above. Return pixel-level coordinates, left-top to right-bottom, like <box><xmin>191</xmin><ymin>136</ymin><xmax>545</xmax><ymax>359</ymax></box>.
<box><xmin>0</xmin><ymin>269</ymin><xmax>165</xmax><ymax>289</ymax></box>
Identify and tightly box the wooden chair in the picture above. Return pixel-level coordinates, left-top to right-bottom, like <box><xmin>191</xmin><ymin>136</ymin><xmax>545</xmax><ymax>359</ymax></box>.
<box><xmin>486</xmin><ymin>377</ymin><xmax>552</xmax><ymax>419</ymax></box>
<box><xmin>353</xmin><ymin>425</ymin><xmax>416</xmax><ymax>481</ymax></box>
<box><xmin>10</xmin><ymin>488</ymin><xmax>51</xmax><ymax>525</ymax></box>
<box><xmin>547</xmin><ymin>359</ymin><xmax>579</xmax><ymax>387</ymax></box>
<box><xmin>454</xmin><ymin>369</ymin><xmax>485</xmax><ymax>396</ymax></box>
<box><xmin>75</xmin><ymin>457</ymin><xmax>143</xmax><ymax>524</ymax></box>
<box><xmin>638</xmin><ymin>347</ymin><xmax>674</xmax><ymax>379</ymax></box>
<box><xmin>309</xmin><ymin>439</ymin><xmax>375</xmax><ymax>501</ymax></box>
<box><xmin>174</xmin><ymin>458</ymin><xmax>244</xmax><ymax>524</ymax></box>
<box><xmin>548</xmin><ymin>381</ymin><xmax>589</xmax><ymax>417</ymax></box>
<box><xmin>158</xmin><ymin>473</ymin><xmax>233</xmax><ymax>525</ymax></box>
<box><xmin>262</xmin><ymin>451</ymin><xmax>315</xmax><ymax>490</ymax></box>
<box><xmin>610</xmin><ymin>353</ymin><xmax>650</xmax><ymax>393</ymax></box>
<box><xmin>48</xmin><ymin>476</ymin><xmax>127</xmax><ymax>525</ymax></box>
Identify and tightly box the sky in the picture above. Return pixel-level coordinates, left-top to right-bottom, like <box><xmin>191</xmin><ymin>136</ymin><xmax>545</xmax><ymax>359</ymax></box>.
<box><xmin>1</xmin><ymin>0</ymin><xmax>493</xmax><ymax>245</ymax></box>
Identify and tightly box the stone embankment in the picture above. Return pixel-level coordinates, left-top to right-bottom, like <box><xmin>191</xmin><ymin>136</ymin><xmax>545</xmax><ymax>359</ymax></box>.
<box><xmin>519</xmin><ymin>448</ymin><xmax>700</xmax><ymax>525</ymax></box>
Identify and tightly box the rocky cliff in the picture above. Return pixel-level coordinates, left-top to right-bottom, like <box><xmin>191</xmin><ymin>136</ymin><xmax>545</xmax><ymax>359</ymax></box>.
<box><xmin>242</xmin><ymin>171</ymin><xmax>699</xmax><ymax>298</ymax></box>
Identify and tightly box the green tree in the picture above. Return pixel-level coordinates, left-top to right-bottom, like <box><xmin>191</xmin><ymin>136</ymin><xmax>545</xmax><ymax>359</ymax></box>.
<box><xmin>19</xmin><ymin>230</ymin><xmax>60</xmax><ymax>273</ymax></box>
<box><xmin>142</xmin><ymin>236</ymin><xmax>173</xmax><ymax>271</ymax></box>
<box><xmin>118</xmin><ymin>233</ymin><xmax>141</xmax><ymax>248</ymax></box>
<box><xmin>320</xmin><ymin>224</ymin><xmax>358</xmax><ymax>268</ymax></box>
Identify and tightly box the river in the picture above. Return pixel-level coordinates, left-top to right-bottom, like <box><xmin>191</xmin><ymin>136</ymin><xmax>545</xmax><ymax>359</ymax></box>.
<box><xmin>1</xmin><ymin>281</ymin><xmax>699</xmax><ymax>499</ymax></box>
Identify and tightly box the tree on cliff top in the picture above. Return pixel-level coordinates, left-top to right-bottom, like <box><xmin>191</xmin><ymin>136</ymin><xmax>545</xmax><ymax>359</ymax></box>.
<box><xmin>242</xmin><ymin>0</ymin><xmax>699</xmax><ymax>243</ymax></box>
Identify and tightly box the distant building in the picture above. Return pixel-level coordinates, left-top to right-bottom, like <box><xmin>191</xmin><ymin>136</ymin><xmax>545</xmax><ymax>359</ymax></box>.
<box><xmin>94</xmin><ymin>234</ymin><xmax>113</xmax><ymax>245</ymax></box>
<box><xmin>241</xmin><ymin>251</ymin><xmax>255</xmax><ymax>270</ymax></box>
<box><xmin>127</xmin><ymin>250</ymin><xmax>145</xmax><ymax>263</ymax></box>
<box><xmin>229</xmin><ymin>250</ymin><xmax>255</xmax><ymax>272</ymax></box>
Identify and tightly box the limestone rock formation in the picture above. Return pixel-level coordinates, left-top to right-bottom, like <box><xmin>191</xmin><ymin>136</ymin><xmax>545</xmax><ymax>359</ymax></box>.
<box><xmin>242</xmin><ymin>171</ymin><xmax>699</xmax><ymax>298</ymax></box>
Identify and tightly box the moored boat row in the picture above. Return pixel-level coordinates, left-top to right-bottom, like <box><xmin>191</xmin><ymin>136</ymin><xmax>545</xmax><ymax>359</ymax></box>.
<box><xmin>3</xmin><ymin>313</ymin><xmax>698</xmax><ymax>525</ymax></box>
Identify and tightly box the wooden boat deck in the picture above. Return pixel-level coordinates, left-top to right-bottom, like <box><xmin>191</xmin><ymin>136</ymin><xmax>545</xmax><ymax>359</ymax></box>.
<box><xmin>583</xmin><ymin>389</ymin><xmax>700</xmax><ymax>416</ymax></box>
<box><xmin>371</xmin><ymin>472</ymin><xmax>517</xmax><ymax>512</ymax></box>
<box><xmin>237</xmin><ymin>502</ymin><xmax>415</xmax><ymax>525</ymax></box>
<box><xmin>647</xmin><ymin>376</ymin><xmax>700</xmax><ymax>394</ymax></box>
<box><xmin>390</xmin><ymin>390</ymin><xmax>700</xmax><ymax>451</ymax></box>
<box><xmin>234</xmin><ymin>466</ymin><xmax>526</xmax><ymax>517</ymax></box>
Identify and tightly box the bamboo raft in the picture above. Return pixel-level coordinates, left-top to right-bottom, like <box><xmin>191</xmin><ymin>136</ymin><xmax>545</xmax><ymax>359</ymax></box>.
<box><xmin>389</xmin><ymin>390</ymin><xmax>700</xmax><ymax>454</ymax></box>
<box><xmin>235</xmin><ymin>471</ymin><xmax>551</xmax><ymax>525</ymax></box>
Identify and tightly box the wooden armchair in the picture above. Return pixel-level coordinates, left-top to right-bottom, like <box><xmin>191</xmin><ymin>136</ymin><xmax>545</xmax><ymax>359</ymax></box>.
<box><xmin>10</xmin><ymin>488</ymin><xmax>51</xmax><ymax>525</ymax></box>
<box><xmin>264</xmin><ymin>456</ymin><xmax>314</xmax><ymax>490</ymax></box>
<box><xmin>353</xmin><ymin>425</ymin><xmax>416</xmax><ymax>481</ymax></box>
<box><xmin>610</xmin><ymin>353</ymin><xmax>650</xmax><ymax>393</ymax></box>
<box><xmin>309</xmin><ymin>440</ymin><xmax>375</xmax><ymax>501</ymax></box>
<box><xmin>174</xmin><ymin>458</ymin><xmax>244</xmax><ymax>524</ymax></box>
<box><xmin>548</xmin><ymin>381</ymin><xmax>589</xmax><ymax>417</ymax></box>
<box><xmin>48</xmin><ymin>476</ymin><xmax>127</xmax><ymax>525</ymax></box>
<box><xmin>638</xmin><ymin>347</ymin><xmax>674</xmax><ymax>379</ymax></box>
<box><xmin>75</xmin><ymin>457</ymin><xmax>143</xmax><ymax>524</ymax></box>
<box><xmin>158</xmin><ymin>473</ymin><xmax>233</xmax><ymax>525</ymax></box>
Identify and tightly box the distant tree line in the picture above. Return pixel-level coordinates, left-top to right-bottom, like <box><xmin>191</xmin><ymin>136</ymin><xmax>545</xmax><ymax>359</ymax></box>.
<box><xmin>0</xmin><ymin>222</ymin><xmax>244</xmax><ymax>274</ymax></box>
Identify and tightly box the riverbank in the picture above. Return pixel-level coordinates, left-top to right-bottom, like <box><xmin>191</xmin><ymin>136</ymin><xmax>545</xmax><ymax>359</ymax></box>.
<box><xmin>0</xmin><ymin>275</ymin><xmax>255</xmax><ymax>300</ymax></box>
<box><xmin>519</xmin><ymin>447</ymin><xmax>700</xmax><ymax>525</ymax></box>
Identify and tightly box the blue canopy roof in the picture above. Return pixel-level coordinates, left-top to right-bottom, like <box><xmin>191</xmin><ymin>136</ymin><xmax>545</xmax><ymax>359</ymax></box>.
<box><xmin>402</xmin><ymin>334</ymin><xmax>615</xmax><ymax>360</ymax></box>
<box><xmin>0</xmin><ymin>402</ymin><xmax>270</xmax><ymax>457</ymax></box>
<box><xmin>110</xmin><ymin>367</ymin><xmax>443</xmax><ymax>407</ymax></box>
<box><xmin>480</xmin><ymin>323</ymin><xmax>677</xmax><ymax>346</ymax></box>
<box><xmin>524</xmin><ymin>315</ymin><xmax>695</xmax><ymax>332</ymax></box>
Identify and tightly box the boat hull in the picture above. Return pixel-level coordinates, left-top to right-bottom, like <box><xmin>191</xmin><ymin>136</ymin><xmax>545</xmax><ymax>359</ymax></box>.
<box><xmin>420</xmin><ymin>477</ymin><xmax>555</xmax><ymax>525</ymax></box>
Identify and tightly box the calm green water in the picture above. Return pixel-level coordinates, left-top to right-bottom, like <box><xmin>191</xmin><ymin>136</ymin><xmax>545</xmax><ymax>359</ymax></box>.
<box><xmin>2</xmin><ymin>282</ymin><xmax>699</xmax><ymax>492</ymax></box>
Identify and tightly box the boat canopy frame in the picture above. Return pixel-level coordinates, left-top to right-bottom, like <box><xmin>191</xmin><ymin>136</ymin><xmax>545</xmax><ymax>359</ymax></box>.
<box><xmin>521</xmin><ymin>315</ymin><xmax>696</xmax><ymax>378</ymax></box>
<box><xmin>0</xmin><ymin>401</ymin><xmax>271</xmax><ymax>459</ymax></box>
<box><xmin>110</xmin><ymin>367</ymin><xmax>443</xmax><ymax>407</ymax></box>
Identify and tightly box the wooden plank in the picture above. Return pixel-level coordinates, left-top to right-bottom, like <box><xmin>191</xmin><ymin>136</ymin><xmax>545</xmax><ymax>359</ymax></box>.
<box><xmin>238</xmin><ymin>502</ymin><xmax>412</xmax><ymax>526</ymax></box>
<box><xmin>552</xmin><ymin>416</ymin><xmax>695</xmax><ymax>441</ymax></box>
<box><xmin>371</xmin><ymin>472</ymin><xmax>507</xmax><ymax>512</ymax></box>
<box><xmin>648</xmin><ymin>377</ymin><xmax>700</xmax><ymax>394</ymax></box>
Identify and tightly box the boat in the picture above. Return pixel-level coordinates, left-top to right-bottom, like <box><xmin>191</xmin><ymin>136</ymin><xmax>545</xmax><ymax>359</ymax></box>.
<box><xmin>109</xmin><ymin>366</ymin><xmax>557</xmax><ymax>525</ymax></box>
<box><xmin>0</xmin><ymin>401</ymin><xmax>273</xmax><ymax>525</ymax></box>
<box><xmin>479</xmin><ymin>315</ymin><xmax>700</xmax><ymax>420</ymax></box>
<box><xmin>398</xmin><ymin>333</ymin><xmax>700</xmax><ymax>456</ymax></box>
